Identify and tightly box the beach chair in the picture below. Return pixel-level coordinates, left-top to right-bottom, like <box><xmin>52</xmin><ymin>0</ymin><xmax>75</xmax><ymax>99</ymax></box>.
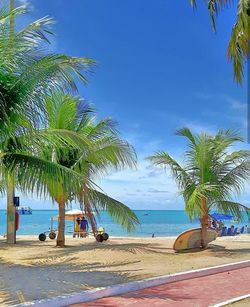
<box><xmin>233</xmin><ymin>227</ymin><xmax>238</xmax><ymax>236</ymax></box>
<box><xmin>221</xmin><ymin>226</ymin><xmax>227</xmax><ymax>236</ymax></box>
<box><xmin>97</xmin><ymin>227</ymin><xmax>105</xmax><ymax>234</ymax></box>
<box><xmin>226</xmin><ymin>227</ymin><xmax>231</xmax><ymax>236</ymax></box>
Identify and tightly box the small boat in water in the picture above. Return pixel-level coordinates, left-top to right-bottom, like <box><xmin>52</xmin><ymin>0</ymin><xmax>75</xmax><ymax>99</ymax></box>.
<box><xmin>18</xmin><ymin>206</ymin><xmax>32</xmax><ymax>215</ymax></box>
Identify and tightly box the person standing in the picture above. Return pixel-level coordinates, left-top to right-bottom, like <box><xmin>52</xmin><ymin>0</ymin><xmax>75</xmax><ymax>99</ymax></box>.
<box><xmin>74</xmin><ymin>217</ymin><xmax>81</xmax><ymax>238</ymax></box>
<box><xmin>218</xmin><ymin>220</ymin><xmax>223</xmax><ymax>231</ymax></box>
<box><xmin>80</xmin><ymin>216</ymin><xmax>88</xmax><ymax>238</ymax></box>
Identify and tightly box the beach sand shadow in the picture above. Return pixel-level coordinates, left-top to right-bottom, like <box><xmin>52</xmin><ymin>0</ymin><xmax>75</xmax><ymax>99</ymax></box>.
<box><xmin>9</xmin><ymin>241</ymin><xmax>174</xmax><ymax>262</ymax></box>
<box><xmin>207</xmin><ymin>243</ymin><xmax>250</xmax><ymax>256</ymax></box>
<box><xmin>0</xmin><ymin>263</ymin><xmax>141</xmax><ymax>305</ymax></box>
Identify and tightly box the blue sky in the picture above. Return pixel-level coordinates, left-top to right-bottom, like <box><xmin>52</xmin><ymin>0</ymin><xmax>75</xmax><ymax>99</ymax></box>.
<box><xmin>0</xmin><ymin>0</ymin><xmax>248</xmax><ymax>210</ymax></box>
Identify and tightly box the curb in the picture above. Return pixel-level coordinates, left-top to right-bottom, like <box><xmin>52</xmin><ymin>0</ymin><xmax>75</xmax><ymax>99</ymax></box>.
<box><xmin>12</xmin><ymin>259</ymin><xmax>250</xmax><ymax>307</ymax></box>
<box><xmin>211</xmin><ymin>293</ymin><xmax>250</xmax><ymax>307</ymax></box>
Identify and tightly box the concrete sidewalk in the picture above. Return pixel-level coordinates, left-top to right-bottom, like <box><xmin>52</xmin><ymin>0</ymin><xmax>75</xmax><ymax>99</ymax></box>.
<box><xmin>70</xmin><ymin>266</ymin><xmax>250</xmax><ymax>306</ymax></box>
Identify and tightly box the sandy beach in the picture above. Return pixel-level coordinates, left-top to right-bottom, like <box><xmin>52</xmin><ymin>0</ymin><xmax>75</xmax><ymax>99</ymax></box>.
<box><xmin>0</xmin><ymin>235</ymin><xmax>249</xmax><ymax>306</ymax></box>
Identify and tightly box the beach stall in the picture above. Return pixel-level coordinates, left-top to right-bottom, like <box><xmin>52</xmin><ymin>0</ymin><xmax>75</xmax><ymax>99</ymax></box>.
<box><xmin>38</xmin><ymin>209</ymin><xmax>109</xmax><ymax>242</ymax></box>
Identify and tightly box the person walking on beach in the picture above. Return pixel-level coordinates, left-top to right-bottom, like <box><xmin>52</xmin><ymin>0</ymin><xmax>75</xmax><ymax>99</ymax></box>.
<box><xmin>73</xmin><ymin>217</ymin><xmax>81</xmax><ymax>238</ymax></box>
<box><xmin>80</xmin><ymin>216</ymin><xmax>88</xmax><ymax>238</ymax></box>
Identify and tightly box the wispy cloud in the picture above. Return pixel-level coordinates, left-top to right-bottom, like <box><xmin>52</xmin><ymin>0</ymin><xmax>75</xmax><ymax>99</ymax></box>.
<box><xmin>224</xmin><ymin>95</ymin><xmax>247</xmax><ymax>112</ymax></box>
<box><xmin>98</xmin><ymin>154</ymin><xmax>181</xmax><ymax>210</ymax></box>
<box><xmin>148</xmin><ymin>188</ymin><xmax>169</xmax><ymax>193</ymax></box>
<box><xmin>178</xmin><ymin>120</ymin><xmax>217</xmax><ymax>135</ymax></box>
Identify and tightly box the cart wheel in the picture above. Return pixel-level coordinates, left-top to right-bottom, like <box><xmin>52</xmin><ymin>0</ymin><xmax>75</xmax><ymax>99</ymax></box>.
<box><xmin>39</xmin><ymin>233</ymin><xmax>46</xmax><ymax>241</ymax></box>
<box><xmin>49</xmin><ymin>232</ymin><xmax>56</xmax><ymax>240</ymax></box>
<box><xmin>96</xmin><ymin>234</ymin><xmax>104</xmax><ymax>242</ymax></box>
<box><xmin>102</xmin><ymin>233</ymin><xmax>109</xmax><ymax>241</ymax></box>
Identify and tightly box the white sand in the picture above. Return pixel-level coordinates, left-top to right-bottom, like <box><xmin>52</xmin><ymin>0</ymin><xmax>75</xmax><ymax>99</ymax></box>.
<box><xmin>0</xmin><ymin>235</ymin><xmax>250</xmax><ymax>306</ymax></box>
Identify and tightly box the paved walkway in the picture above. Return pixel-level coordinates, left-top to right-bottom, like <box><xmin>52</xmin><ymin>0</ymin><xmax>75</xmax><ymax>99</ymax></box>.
<box><xmin>70</xmin><ymin>266</ymin><xmax>250</xmax><ymax>307</ymax></box>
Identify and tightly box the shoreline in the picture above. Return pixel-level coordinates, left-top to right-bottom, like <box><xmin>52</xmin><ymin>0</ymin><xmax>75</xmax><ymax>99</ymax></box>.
<box><xmin>1</xmin><ymin>234</ymin><xmax>180</xmax><ymax>242</ymax></box>
<box><xmin>0</xmin><ymin>232</ymin><xmax>250</xmax><ymax>242</ymax></box>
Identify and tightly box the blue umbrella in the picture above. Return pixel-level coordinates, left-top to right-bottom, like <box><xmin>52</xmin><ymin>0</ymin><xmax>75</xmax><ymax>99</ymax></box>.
<box><xmin>210</xmin><ymin>213</ymin><xmax>233</xmax><ymax>220</ymax></box>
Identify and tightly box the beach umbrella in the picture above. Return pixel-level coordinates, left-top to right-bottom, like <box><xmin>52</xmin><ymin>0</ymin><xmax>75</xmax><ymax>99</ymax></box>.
<box><xmin>52</xmin><ymin>209</ymin><xmax>95</xmax><ymax>221</ymax></box>
<box><xmin>210</xmin><ymin>213</ymin><xmax>234</xmax><ymax>221</ymax></box>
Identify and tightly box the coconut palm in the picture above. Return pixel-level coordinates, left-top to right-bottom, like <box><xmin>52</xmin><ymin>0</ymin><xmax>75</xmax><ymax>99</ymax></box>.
<box><xmin>189</xmin><ymin>1</ymin><xmax>250</xmax><ymax>84</ymax></box>
<box><xmin>0</xmin><ymin>2</ymin><xmax>95</xmax><ymax>243</ymax></box>
<box><xmin>147</xmin><ymin>128</ymin><xmax>250</xmax><ymax>248</ymax></box>
<box><xmin>38</xmin><ymin>91</ymin><xmax>139</xmax><ymax>247</ymax></box>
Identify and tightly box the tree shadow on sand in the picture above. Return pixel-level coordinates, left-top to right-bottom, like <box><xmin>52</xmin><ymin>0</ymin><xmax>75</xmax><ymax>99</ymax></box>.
<box><xmin>0</xmin><ymin>240</ymin><xmax>175</xmax><ymax>261</ymax></box>
<box><xmin>0</xmin><ymin>263</ymin><xmax>145</xmax><ymax>306</ymax></box>
<box><xmin>0</xmin><ymin>278</ymin><xmax>19</xmax><ymax>306</ymax></box>
<box><xmin>207</xmin><ymin>243</ymin><xmax>250</xmax><ymax>257</ymax></box>
<box><xmin>74</xmin><ymin>284</ymin><xmax>199</xmax><ymax>307</ymax></box>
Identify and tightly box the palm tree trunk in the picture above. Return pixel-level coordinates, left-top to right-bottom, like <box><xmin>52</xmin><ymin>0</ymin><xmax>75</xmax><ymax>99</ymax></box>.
<box><xmin>84</xmin><ymin>185</ymin><xmax>96</xmax><ymax>236</ymax></box>
<box><xmin>200</xmin><ymin>197</ymin><xmax>208</xmax><ymax>248</ymax></box>
<box><xmin>6</xmin><ymin>172</ymin><xmax>16</xmax><ymax>244</ymax></box>
<box><xmin>200</xmin><ymin>215</ymin><xmax>208</xmax><ymax>248</ymax></box>
<box><xmin>56</xmin><ymin>198</ymin><xmax>65</xmax><ymax>247</ymax></box>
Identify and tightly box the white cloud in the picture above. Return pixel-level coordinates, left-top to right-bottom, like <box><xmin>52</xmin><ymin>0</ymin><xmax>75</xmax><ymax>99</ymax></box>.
<box><xmin>224</xmin><ymin>96</ymin><xmax>247</xmax><ymax>112</ymax></box>
<box><xmin>98</xmin><ymin>155</ymin><xmax>181</xmax><ymax>210</ymax></box>
<box><xmin>178</xmin><ymin>119</ymin><xmax>218</xmax><ymax>135</ymax></box>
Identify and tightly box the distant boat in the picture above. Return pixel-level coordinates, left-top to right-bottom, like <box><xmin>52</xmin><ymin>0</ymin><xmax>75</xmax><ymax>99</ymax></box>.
<box><xmin>18</xmin><ymin>206</ymin><xmax>32</xmax><ymax>215</ymax></box>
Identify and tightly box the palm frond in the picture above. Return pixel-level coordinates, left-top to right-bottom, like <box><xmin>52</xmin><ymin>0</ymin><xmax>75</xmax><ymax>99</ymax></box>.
<box><xmin>16</xmin><ymin>16</ymin><xmax>55</xmax><ymax>46</ymax></box>
<box><xmin>219</xmin><ymin>159</ymin><xmax>250</xmax><ymax>195</ymax></box>
<box><xmin>215</xmin><ymin>200</ymin><xmax>249</xmax><ymax>221</ymax></box>
<box><xmin>87</xmin><ymin>189</ymin><xmax>140</xmax><ymax>232</ymax></box>
<box><xmin>176</xmin><ymin>127</ymin><xmax>197</xmax><ymax>146</ymax></box>
<box><xmin>1</xmin><ymin>152</ymin><xmax>89</xmax><ymax>199</ymax></box>
<box><xmin>146</xmin><ymin>151</ymin><xmax>194</xmax><ymax>191</ymax></box>
<box><xmin>188</xmin><ymin>0</ymin><xmax>249</xmax><ymax>84</ymax></box>
<box><xmin>227</xmin><ymin>0</ymin><xmax>249</xmax><ymax>84</ymax></box>
<box><xmin>73</xmin><ymin>137</ymin><xmax>137</xmax><ymax>178</ymax></box>
<box><xmin>18</xmin><ymin>54</ymin><xmax>96</xmax><ymax>95</ymax></box>
<box><xmin>148</xmin><ymin>128</ymin><xmax>250</xmax><ymax>222</ymax></box>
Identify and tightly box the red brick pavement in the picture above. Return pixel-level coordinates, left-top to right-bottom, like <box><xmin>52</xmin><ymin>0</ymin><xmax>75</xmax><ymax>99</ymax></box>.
<box><xmin>70</xmin><ymin>266</ymin><xmax>250</xmax><ymax>307</ymax></box>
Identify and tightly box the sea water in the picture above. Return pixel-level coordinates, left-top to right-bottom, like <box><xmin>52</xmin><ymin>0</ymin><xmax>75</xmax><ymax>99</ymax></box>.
<box><xmin>0</xmin><ymin>210</ymin><xmax>248</xmax><ymax>237</ymax></box>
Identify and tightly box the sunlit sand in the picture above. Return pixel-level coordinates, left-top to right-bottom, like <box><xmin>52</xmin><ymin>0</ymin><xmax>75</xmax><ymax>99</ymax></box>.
<box><xmin>0</xmin><ymin>235</ymin><xmax>250</xmax><ymax>305</ymax></box>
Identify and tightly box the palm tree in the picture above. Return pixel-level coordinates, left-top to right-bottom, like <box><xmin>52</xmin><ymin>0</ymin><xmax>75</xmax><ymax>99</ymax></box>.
<box><xmin>0</xmin><ymin>2</ymin><xmax>95</xmax><ymax>243</ymax></box>
<box><xmin>147</xmin><ymin>128</ymin><xmax>250</xmax><ymax>248</ymax></box>
<box><xmin>38</xmin><ymin>92</ymin><xmax>139</xmax><ymax>247</ymax></box>
<box><xmin>189</xmin><ymin>0</ymin><xmax>250</xmax><ymax>84</ymax></box>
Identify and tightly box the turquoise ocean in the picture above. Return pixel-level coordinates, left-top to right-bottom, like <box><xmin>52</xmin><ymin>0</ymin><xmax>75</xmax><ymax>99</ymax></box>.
<box><xmin>0</xmin><ymin>210</ymin><xmax>248</xmax><ymax>237</ymax></box>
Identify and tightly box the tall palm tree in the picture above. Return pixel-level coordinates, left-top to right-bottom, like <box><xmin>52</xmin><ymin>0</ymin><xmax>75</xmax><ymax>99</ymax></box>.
<box><xmin>189</xmin><ymin>0</ymin><xmax>250</xmax><ymax>84</ymax></box>
<box><xmin>38</xmin><ymin>92</ymin><xmax>139</xmax><ymax>247</ymax></box>
<box><xmin>147</xmin><ymin>128</ymin><xmax>250</xmax><ymax>248</ymax></box>
<box><xmin>0</xmin><ymin>2</ymin><xmax>95</xmax><ymax>243</ymax></box>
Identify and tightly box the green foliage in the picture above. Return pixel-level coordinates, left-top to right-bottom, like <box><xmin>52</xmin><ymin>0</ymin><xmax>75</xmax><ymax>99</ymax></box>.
<box><xmin>0</xmin><ymin>2</ymin><xmax>95</xmax><ymax>128</ymax></box>
<box><xmin>39</xmin><ymin>91</ymin><xmax>139</xmax><ymax>232</ymax></box>
<box><xmin>147</xmin><ymin>128</ymin><xmax>250</xmax><ymax>221</ymax></box>
<box><xmin>189</xmin><ymin>0</ymin><xmax>250</xmax><ymax>84</ymax></box>
<box><xmin>87</xmin><ymin>189</ymin><xmax>139</xmax><ymax>232</ymax></box>
<box><xmin>0</xmin><ymin>2</ymin><xmax>138</xmax><ymax>238</ymax></box>
<box><xmin>0</xmin><ymin>2</ymin><xmax>95</xmax><ymax>206</ymax></box>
